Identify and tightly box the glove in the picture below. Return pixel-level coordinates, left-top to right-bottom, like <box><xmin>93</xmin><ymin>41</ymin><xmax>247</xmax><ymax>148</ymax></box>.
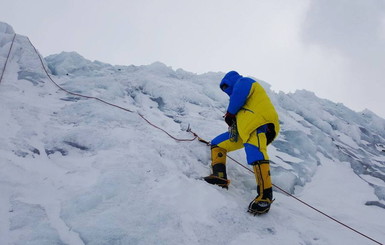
<box><xmin>224</xmin><ymin>112</ymin><xmax>236</xmax><ymax>127</ymax></box>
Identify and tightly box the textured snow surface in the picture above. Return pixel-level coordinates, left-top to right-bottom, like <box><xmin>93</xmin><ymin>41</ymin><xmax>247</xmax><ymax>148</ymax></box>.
<box><xmin>1</xmin><ymin>23</ymin><xmax>385</xmax><ymax>245</ymax></box>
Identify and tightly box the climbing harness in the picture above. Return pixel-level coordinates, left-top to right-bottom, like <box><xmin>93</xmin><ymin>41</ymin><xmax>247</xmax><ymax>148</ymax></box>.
<box><xmin>1</xmin><ymin>34</ymin><xmax>382</xmax><ymax>245</ymax></box>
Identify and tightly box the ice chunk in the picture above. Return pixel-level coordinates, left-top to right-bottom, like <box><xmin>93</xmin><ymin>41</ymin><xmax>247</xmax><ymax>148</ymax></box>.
<box><xmin>0</xmin><ymin>22</ymin><xmax>15</xmax><ymax>34</ymax></box>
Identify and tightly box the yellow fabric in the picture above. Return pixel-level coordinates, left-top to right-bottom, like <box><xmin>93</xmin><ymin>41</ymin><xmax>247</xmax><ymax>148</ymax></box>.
<box><xmin>216</xmin><ymin>136</ymin><xmax>244</xmax><ymax>153</ymax></box>
<box><xmin>211</xmin><ymin>146</ymin><xmax>227</xmax><ymax>166</ymax></box>
<box><xmin>236</xmin><ymin>82</ymin><xmax>280</xmax><ymax>142</ymax></box>
<box><xmin>246</xmin><ymin>130</ymin><xmax>269</xmax><ymax>160</ymax></box>
<box><xmin>253</xmin><ymin>162</ymin><xmax>272</xmax><ymax>192</ymax></box>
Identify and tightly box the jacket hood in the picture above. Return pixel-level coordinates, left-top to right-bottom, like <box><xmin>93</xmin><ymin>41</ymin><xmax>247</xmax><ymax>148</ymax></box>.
<box><xmin>220</xmin><ymin>71</ymin><xmax>242</xmax><ymax>96</ymax></box>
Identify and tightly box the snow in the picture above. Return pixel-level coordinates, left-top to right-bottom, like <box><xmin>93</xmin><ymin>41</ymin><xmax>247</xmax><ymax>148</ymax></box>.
<box><xmin>0</xmin><ymin>22</ymin><xmax>14</xmax><ymax>35</ymax></box>
<box><xmin>1</xmin><ymin>22</ymin><xmax>385</xmax><ymax>244</ymax></box>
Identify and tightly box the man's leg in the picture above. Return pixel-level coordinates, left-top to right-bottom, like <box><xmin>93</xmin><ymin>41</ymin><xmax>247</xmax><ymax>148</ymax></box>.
<box><xmin>203</xmin><ymin>132</ymin><xmax>243</xmax><ymax>188</ymax></box>
<box><xmin>244</xmin><ymin>124</ymin><xmax>273</xmax><ymax>215</ymax></box>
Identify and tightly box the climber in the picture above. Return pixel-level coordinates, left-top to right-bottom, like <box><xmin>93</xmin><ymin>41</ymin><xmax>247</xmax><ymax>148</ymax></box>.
<box><xmin>204</xmin><ymin>71</ymin><xmax>280</xmax><ymax>215</ymax></box>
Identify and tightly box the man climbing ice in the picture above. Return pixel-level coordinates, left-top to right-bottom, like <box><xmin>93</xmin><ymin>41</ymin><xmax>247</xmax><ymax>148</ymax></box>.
<box><xmin>204</xmin><ymin>71</ymin><xmax>280</xmax><ymax>215</ymax></box>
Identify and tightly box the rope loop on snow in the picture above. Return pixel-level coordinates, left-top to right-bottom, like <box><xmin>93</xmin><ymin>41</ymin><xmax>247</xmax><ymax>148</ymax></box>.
<box><xmin>0</xmin><ymin>33</ymin><xmax>16</xmax><ymax>85</ymax></box>
<box><xmin>3</xmin><ymin>35</ymin><xmax>382</xmax><ymax>245</ymax></box>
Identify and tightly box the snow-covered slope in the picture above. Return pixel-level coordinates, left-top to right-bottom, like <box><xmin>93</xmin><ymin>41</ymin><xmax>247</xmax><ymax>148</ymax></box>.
<box><xmin>1</xmin><ymin>22</ymin><xmax>385</xmax><ymax>245</ymax></box>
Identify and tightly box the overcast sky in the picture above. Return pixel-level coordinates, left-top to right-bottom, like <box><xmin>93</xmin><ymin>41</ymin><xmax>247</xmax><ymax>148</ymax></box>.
<box><xmin>1</xmin><ymin>0</ymin><xmax>385</xmax><ymax>118</ymax></box>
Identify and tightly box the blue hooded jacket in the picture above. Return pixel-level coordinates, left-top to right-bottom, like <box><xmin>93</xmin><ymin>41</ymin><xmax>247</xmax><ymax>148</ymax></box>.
<box><xmin>220</xmin><ymin>71</ymin><xmax>254</xmax><ymax>115</ymax></box>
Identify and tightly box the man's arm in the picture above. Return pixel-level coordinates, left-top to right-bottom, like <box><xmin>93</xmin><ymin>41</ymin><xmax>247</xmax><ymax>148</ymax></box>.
<box><xmin>227</xmin><ymin>78</ymin><xmax>253</xmax><ymax>114</ymax></box>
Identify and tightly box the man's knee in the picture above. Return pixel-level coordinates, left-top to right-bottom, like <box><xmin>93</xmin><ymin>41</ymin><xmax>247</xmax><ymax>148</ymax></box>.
<box><xmin>212</xmin><ymin>132</ymin><xmax>243</xmax><ymax>152</ymax></box>
<box><xmin>244</xmin><ymin>143</ymin><xmax>267</xmax><ymax>164</ymax></box>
